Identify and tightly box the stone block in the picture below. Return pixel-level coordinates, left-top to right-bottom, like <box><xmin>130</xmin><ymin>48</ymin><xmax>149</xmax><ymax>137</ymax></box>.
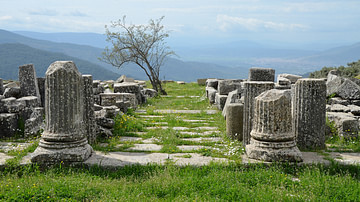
<box><xmin>3</xmin><ymin>87</ymin><xmax>21</xmax><ymax>98</ymax></box>
<box><xmin>0</xmin><ymin>78</ymin><xmax>4</xmax><ymax>95</ymax></box>
<box><xmin>114</xmin><ymin>82</ymin><xmax>142</xmax><ymax>104</ymax></box>
<box><xmin>19</xmin><ymin>64</ymin><xmax>40</xmax><ymax>100</ymax></box>
<box><xmin>248</xmin><ymin>67</ymin><xmax>275</xmax><ymax>82</ymax></box>
<box><xmin>327</xmin><ymin>77</ymin><xmax>360</xmax><ymax>100</ymax></box>
<box><xmin>222</xmin><ymin>89</ymin><xmax>241</xmax><ymax>118</ymax></box>
<box><xmin>206</xmin><ymin>87</ymin><xmax>217</xmax><ymax>104</ymax></box>
<box><xmin>226</xmin><ymin>103</ymin><xmax>243</xmax><ymax>141</ymax></box>
<box><xmin>24</xmin><ymin>107</ymin><xmax>44</xmax><ymax>137</ymax></box>
<box><xmin>206</xmin><ymin>79</ymin><xmax>219</xmax><ymax>89</ymax></box>
<box><xmin>328</xmin><ymin>97</ymin><xmax>350</xmax><ymax>106</ymax></box>
<box><xmin>215</xmin><ymin>93</ymin><xmax>227</xmax><ymax>111</ymax></box>
<box><xmin>0</xmin><ymin>113</ymin><xmax>18</xmax><ymax>138</ymax></box>
<box><xmin>37</xmin><ymin>77</ymin><xmax>45</xmax><ymax>107</ymax></box>
<box><xmin>100</xmin><ymin>93</ymin><xmax>117</xmax><ymax>106</ymax></box>
<box><xmin>327</xmin><ymin>112</ymin><xmax>359</xmax><ymax>138</ymax></box>
<box><xmin>217</xmin><ymin>79</ymin><xmax>243</xmax><ymax>95</ymax></box>
<box><xmin>142</xmin><ymin>88</ymin><xmax>158</xmax><ymax>98</ymax></box>
<box><xmin>293</xmin><ymin>79</ymin><xmax>326</xmax><ymax>150</ymax></box>
<box><xmin>277</xmin><ymin>73</ymin><xmax>302</xmax><ymax>84</ymax></box>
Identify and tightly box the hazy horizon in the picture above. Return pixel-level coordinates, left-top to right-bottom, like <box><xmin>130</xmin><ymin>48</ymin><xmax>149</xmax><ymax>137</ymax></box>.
<box><xmin>1</xmin><ymin>0</ymin><xmax>359</xmax><ymax>47</ymax></box>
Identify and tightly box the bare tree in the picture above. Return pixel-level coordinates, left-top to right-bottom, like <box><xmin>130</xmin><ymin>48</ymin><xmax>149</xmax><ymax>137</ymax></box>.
<box><xmin>100</xmin><ymin>16</ymin><xmax>174</xmax><ymax>95</ymax></box>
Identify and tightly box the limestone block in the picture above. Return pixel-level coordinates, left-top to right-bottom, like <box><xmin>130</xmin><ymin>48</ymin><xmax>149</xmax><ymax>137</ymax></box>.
<box><xmin>293</xmin><ymin>79</ymin><xmax>326</xmax><ymax>150</ymax></box>
<box><xmin>142</xmin><ymin>88</ymin><xmax>158</xmax><ymax>98</ymax></box>
<box><xmin>100</xmin><ymin>93</ymin><xmax>117</xmax><ymax>106</ymax></box>
<box><xmin>246</xmin><ymin>89</ymin><xmax>302</xmax><ymax>162</ymax></box>
<box><xmin>222</xmin><ymin>89</ymin><xmax>241</xmax><ymax>118</ymax></box>
<box><xmin>0</xmin><ymin>113</ymin><xmax>18</xmax><ymax>138</ymax></box>
<box><xmin>277</xmin><ymin>77</ymin><xmax>291</xmax><ymax>86</ymax></box>
<box><xmin>114</xmin><ymin>82</ymin><xmax>142</xmax><ymax>104</ymax></box>
<box><xmin>328</xmin><ymin>104</ymin><xmax>350</xmax><ymax>113</ymax></box>
<box><xmin>96</xmin><ymin>117</ymin><xmax>115</xmax><ymax>129</ymax></box>
<box><xmin>1</xmin><ymin>97</ymin><xmax>25</xmax><ymax>113</ymax></box>
<box><xmin>215</xmin><ymin>93</ymin><xmax>227</xmax><ymax>111</ymax></box>
<box><xmin>348</xmin><ymin>104</ymin><xmax>360</xmax><ymax>116</ymax></box>
<box><xmin>0</xmin><ymin>78</ymin><xmax>4</xmax><ymax>95</ymax></box>
<box><xmin>206</xmin><ymin>79</ymin><xmax>219</xmax><ymax>89</ymax></box>
<box><xmin>31</xmin><ymin>61</ymin><xmax>92</xmax><ymax>164</ymax></box>
<box><xmin>37</xmin><ymin>77</ymin><xmax>45</xmax><ymax>107</ymax></box>
<box><xmin>19</xmin><ymin>64</ymin><xmax>40</xmax><ymax>99</ymax></box>
<box><xmin>217</xmin><ymin>79</ymin><xmax>243</xmax><ymax>95</ymax></box>
<box><xmin>327</xmin><ymin>77</ymin><xmax>360</xmax><ymax>100</ymax></box>
<box><xmin>327</xmin><ymin>112</ymin><xmax>359</xmax><ymax>138</ymax></box>
<box><xmin>328</xmin><ymin>97</ymin><xmax>350</xmax><ymax>106</ymax></box>
<box><xmin>277</xmin><ymin>73</ymin><xmax>302</xmax><ymax>84</ymax></box>
<box><xmin>226</xmin><ymin>103</ymin><xmax>243</xmax><ymax>141</ymax></box>
<box><xmin>248</xmin><ymin>67</ymin><xmax>275</xmax><ymax>82</ymax></box>
<box><xmin>243</xmin><ymin>81</ymin><xmax>274</xmax><ymax>146</ymax></box>
<box><xmin>116</xmin><ymin>93</ymin><xmax>137</xmax><ymax>108</ymax></box>
<box><xmin>3</xmin><ymin>87</ymin><xmax>21</xmax><ymax>98</ymax></box>
<box><xmin>115</xmin><ymin>101</ymin><xmax>130</xmax><ymax>114</ymax></box>
<box><xmin>24</xmin><ymin>107</ymin><xmax>44</xmax><ymax>137</ymax></box>
<box><xmin>206</xmin><ymin>87</ymin><xmax>217</xmax><ymax>104</ymax></box>
<box><xmin>116</xmin><ymin>75</ymin><xmax>135</xmax><ymax>83</ymax></box>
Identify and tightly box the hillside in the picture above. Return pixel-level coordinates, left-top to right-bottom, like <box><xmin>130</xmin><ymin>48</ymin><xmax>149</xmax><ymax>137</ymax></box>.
<box><xmin>0</xmin><ymin>43</ymin><xmax>120</xmax><ymax>80</ymax></box>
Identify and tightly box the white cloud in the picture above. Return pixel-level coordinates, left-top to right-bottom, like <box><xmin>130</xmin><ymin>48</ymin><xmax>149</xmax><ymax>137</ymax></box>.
<box><xmin>216</xmin><ymin>15</ymin><xmax>308</xmax><ymax>32</ymax></box>
<box><xmin>0</xmin><ymin>16</ymin><xmax>13</xmax><ymax>21</ymax></box>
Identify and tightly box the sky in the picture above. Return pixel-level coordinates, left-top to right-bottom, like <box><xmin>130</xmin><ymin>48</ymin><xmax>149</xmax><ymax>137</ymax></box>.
<box><xmin>1</xmin><ymin>0</ymin><xmax>360</xmax><ymax>46</ymax></box>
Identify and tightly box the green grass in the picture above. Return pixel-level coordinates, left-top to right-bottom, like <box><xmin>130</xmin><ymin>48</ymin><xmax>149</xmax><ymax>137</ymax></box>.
<box><xmin>0</xmin><ymin>163</ymin><xmax>359</xmax><ymax>201</ymax></box>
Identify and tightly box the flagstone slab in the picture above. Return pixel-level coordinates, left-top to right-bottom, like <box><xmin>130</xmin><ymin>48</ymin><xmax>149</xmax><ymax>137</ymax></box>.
<box><xmin>119</xmin><ymin>137</ymin><xmax>143</xmax><ymax>142</ymax></box>
<box><xmin>126</xmin><ymin>144</ymin><xmax>162</xmax><ymax>152</ymax></box>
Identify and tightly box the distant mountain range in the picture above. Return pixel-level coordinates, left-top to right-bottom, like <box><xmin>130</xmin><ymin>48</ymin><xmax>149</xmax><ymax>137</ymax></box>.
<box><xmin>0</xmin><ymin>29</ymin><xmax>359</xmax><ymax>81</ymax></box>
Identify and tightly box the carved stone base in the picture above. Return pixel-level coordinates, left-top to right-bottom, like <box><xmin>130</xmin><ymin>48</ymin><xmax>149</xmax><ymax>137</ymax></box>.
<box><xmin>31</xmin><ymin>139</ymin><xmax>93</xmax><ymax>164</ymax></box>
<box><xmin>245</xmin><ymin>138</ymin><xmax>303</xmax><ymax>162</ymax></box>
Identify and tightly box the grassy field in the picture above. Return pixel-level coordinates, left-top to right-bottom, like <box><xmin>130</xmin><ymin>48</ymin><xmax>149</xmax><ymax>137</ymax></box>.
<box><xmin>1</xmin><ymin>81</ymin><xmax>360</xmax><ymax>201</ymax></box>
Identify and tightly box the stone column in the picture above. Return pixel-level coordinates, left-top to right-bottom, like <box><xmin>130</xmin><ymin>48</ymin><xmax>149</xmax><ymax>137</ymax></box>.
<box><xmin>31</xmin><ymin>61</ymin><xmax>93</xmax><ymax>164</ymax></box>
<box><xmin>19</xmin><ymin>64</ymin><xmax>40</xmax><ymax>99</ymax></box>
<box><xmin>246</xmin><ymin>89</ymin><xmax>302</xmax><ymax>162</ymax></box>
<box><xmin>243</xmin><ymin>81</ymin><xmax>274</xmax><ymax>146</ymax></box>
<box><xmin>293</xmin><ymin>78</ymin><xmax>326</xmax><ymax>150</ymax></box>
<box><xmin>83</xmin><ymin>75</ymin><xmax>96</xmax><ymax>144</ymax></box>
<box><xmin>226</xmin><ymin>103</ymin><xmax>244</xmax><ymax>141</ymax></box>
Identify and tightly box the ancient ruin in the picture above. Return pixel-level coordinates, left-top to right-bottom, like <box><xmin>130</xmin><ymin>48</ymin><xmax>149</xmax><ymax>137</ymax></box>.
<box><xmin>31</xmin><ymin>61</ymin><xmax>93</xmax><ymax>164</ymax></box>
<box><xmin>246</xmin><ymin>89</ymin><xmax>302</xmax><ymax>162</ymax></box>
<box><xmin>293</xmin><ymin>78</ymin><xmax>326</xmax><ymax>150</ymax></box>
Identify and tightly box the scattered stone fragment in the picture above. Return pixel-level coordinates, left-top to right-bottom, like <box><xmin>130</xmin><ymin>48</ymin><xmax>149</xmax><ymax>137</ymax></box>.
<box><xmin>248</xmin><ymin>67</ymin><xmax>275</xmax><ymax>82</ymax></box>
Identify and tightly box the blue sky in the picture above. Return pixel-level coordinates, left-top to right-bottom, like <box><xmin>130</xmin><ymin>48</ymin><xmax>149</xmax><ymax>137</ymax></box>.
<box><xmin>1</xmin><ymin>0</ymin><xmax>360</xmax><ymax>45</ymax></box>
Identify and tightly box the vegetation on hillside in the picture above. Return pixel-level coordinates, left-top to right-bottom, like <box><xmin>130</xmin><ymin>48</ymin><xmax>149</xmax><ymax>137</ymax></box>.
<box><xmin>309</xmin><ymin>59</ymin><xmax>360</xmax><ymax>78</ymax></box>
